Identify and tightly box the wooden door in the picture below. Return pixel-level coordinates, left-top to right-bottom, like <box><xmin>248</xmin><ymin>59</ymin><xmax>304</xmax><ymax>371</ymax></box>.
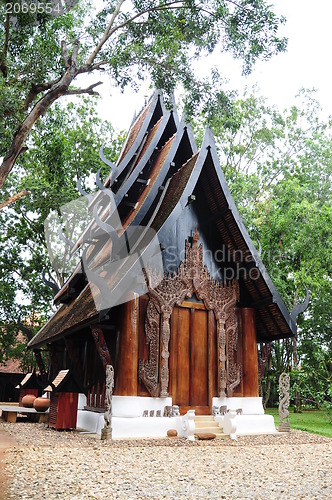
<box><xmin>170</xmin><ymin>302</ymin><xmax>217</xmax><ymax>414</ymax></box>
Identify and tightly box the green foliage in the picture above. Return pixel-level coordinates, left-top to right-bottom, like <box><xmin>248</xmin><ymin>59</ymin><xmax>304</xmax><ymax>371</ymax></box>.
<box><xmin>0</xmin><ymin>0</ymin><xmax>86</xmax><ymax>151</ymax></box>
<box><xmin>0</xmin><ymin>98</ymin><xmax>124</xmax><ymax>363</ymax></box>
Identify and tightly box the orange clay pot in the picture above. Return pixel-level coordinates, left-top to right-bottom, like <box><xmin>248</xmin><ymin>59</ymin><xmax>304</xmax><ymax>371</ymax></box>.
<box><xmin>22</xmin><ymin>394</ymin><xmax>37</xmax><ymax>408</ymax></box>
<box><xmin>33</xmin><ymin>397</ymin><xmax>50</xmax><ymax>412</ymax></box>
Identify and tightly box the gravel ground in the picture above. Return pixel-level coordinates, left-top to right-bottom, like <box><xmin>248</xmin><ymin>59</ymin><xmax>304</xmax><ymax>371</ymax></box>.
<box><xmin>1</xmin><ymin>421</ymin><xmax>331</xmax><ymax>499</ymax></box>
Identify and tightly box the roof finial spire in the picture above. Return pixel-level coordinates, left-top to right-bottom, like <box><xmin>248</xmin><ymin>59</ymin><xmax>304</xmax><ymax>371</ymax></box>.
<box><xmin>144</xmin><ymin>84</ymin><xmax>149</xmax><ymax>105</ymax></box>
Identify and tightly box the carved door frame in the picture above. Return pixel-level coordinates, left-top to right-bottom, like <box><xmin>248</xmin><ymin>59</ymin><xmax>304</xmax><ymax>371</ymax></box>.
<box><xmin>139</xmin><ymin>229</ymin><xmax>241</xmax><ymax>399</ymax></box>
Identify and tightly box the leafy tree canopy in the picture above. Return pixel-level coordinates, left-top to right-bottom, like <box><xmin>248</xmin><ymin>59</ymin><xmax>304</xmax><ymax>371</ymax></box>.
<box><xmin>0</xmin><ymin>0</ymin><xmax>287</xmax><ymax>189</ymax></box>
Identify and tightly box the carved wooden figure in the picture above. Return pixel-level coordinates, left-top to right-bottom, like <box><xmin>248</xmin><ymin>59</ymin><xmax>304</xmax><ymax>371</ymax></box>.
<box><xmin>101</xmin><ymin>364</ymin><xmax>114</xmax><ymax>440</ymax></box>
<box><xmin>278</xmin><ymin>372</ymin><xmax>291</xmax><ymax>432</ymax></box>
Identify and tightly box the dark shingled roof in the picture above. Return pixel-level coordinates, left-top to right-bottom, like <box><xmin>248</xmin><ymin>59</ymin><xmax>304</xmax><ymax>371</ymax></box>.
<box><xmin>32</xmin><ymin>286</ymin><xmax>98</xmax><ymax>347</ymax></box>
<box><xmin>152</xmin><ymin>152</ymin><xmax>199</xmax><ymax>232</ymax></box>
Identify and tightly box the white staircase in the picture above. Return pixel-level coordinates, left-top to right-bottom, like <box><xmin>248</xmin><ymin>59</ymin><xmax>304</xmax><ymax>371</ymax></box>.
<box><xmin>194</xmin><ymin>415</ymin><xmax>228</xmax><ymax>439</ymax></box>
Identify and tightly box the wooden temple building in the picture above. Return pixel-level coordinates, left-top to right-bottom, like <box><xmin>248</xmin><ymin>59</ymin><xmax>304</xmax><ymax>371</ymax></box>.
<box><xmin>28</xmin><ymin>92</ymin><xmax>297</xmax><ymax>438</ymax></box>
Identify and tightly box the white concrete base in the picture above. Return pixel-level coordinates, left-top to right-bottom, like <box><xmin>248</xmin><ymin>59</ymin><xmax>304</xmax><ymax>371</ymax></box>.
<box><xmin>213</xmin><ymin>397</ymin><xmax>277</xmax><ymax>439</ymax></box>
<box><xmin>212</xmin><ymin>397</ymin><xmax>265</xmax><ymax>415</ymax></box>
<box><xmin>76</xmin><ymin>396</ymin><xmax>277</xmax><ymax>440</ymax></box>
<box><xmin>76</xmin><ymin>396</ymin><xmax>196</xmax><ymax>439</ymax></box>
<box><xmin>112</xmin><ymin>416</ymin><xmax>183</xmax><ymax>439</ymax></box>
<box><xmin>112</xmin><ymin>396</ymin><xmax>172</xmax><ymax>417</ymax></box>
<box><xmin>233</xmin><ymin>414</ymin><xmax>277</xmax><ymax>436</ymax></box>
<box><xmin>78</xmin><ymin>393</ymin><xmax>87</xmax><ymax>410</ymax></box>
<box><xmin>77</xmin><ymin>409</ymin><xmax>104</xmax><ymax>434</ymax></box>
<box><xmin>76</xmin><ymin>410</ymin><xmax>193</xmax><ymax>439</ymax></box>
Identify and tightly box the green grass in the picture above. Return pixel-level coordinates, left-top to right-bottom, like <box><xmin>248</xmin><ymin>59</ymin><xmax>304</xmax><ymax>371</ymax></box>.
<box><xmin>265</xmin><ymin>408</ymin><xmax>332</xmax><ymax>438</ymax></box>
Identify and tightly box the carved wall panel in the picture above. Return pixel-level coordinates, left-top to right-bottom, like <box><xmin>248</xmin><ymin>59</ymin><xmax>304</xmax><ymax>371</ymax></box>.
<box><xmin>139</xmin><ymin>229</ymin><xmax>240</xmax><ymax>398</ymax></box>
<box><xmin>138</xmin><ymin>300</ymin><xmax>160</xmax><ymax>397</ymax></box>
<box><xmin>225</xmin><ymin>308</ymin><xmax>241</xmax><ymax>396</ymax></box>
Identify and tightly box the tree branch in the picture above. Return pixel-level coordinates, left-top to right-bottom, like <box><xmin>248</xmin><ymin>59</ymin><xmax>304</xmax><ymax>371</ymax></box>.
<box><xmin>71</xmin><ymin>39</ymin><xmax>80</xmax><ymax>66</ymax></box>
<box><xmin>24</xmin><ymin>77</ymin><xmax>62</xmax><ymax>110</ymax></box>
<box><xmin>86</xmin><ymin>0</ymin><xmax>127</xmax><ymax>66</ymax></box>
<box><xmin>0</xmin><ymin>13</ymin><xmax>10</xmax><ymax>78</ymax></box>
<box><xmin>0</xmin><ymin>189</ymin><xmax>29</xmax><ymax>211</ymax></box>
<box><xmin>104</xmin><ymin>2</ymin><xmax>188</xmax><ymax>45</ymax></box>
<box><xmin>65</xmin><ymin>81</ymin><xmax>103</xmax><ymax>96</ymax></box>
<box><xmin>0</xmin><ymin>62</ymin><xmax>80</xmax><ymax>189</ymax></box>
<box><xmin>77</xmin><ymin>60</ymin><xmax>108</xmax><ymax>74</ymax></box>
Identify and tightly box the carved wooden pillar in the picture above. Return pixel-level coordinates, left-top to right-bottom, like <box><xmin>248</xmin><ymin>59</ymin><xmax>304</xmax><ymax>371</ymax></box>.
<box><xmin>160</xmin><ymin>310</ymin><xmax>171</xmax><ymax>397</ymax></box>
<box><xmin>217</xmin><ymin>318</ymin><xmax>227</xmax><ymax>398</ymax></box>
<box><xmin>242</xmin><ymin>308</ymin><xmax>259</xmax><ymax>397</ymax></box>
<box><xmin>258</xmin><ymin>342</ymin><xmax>271</xmax><ymax>396</ymax></box>
<box><xmin>91</xmin><ymin>326</ymin><xmax>111</xmax><ymax>369</ymax></box>
<box><xmin>232</xmin><ymin>307</ymin><xmax>243</xmax><ymax>397</ymax></box>
<box><xmin>116</xmin><ymin>292</ymin><xmax>139</xmax><ymax>396</ymax></box>
<box><xmin>33</xmin><ymin>349</ymin><xmax>47</xmax><ymax>380</ymax></box>
<box><xmin>138</xmin><ymin>300</ymin><xmax>160</xmax><ymax>397</ymax></box>
<box><xmin>226</xmin><ymin>307</ymin><xmax>241</xmax><ymax>397</ymax></box>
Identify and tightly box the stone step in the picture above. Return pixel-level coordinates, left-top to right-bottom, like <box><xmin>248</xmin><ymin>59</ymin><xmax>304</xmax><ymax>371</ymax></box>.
<box><xmin>195</xmin><ymin>425</ymin><xmax>223</xmax><ymax>434</ymax></box>
<box><xmin>194</xmin><ymin>415</ymin><xmax>215</xmax><ymax>421</ymax></box>
<box><xmin>195</xmin><ymin>421</ymin><xmax>219</xmax><ymax>429</ymax></box>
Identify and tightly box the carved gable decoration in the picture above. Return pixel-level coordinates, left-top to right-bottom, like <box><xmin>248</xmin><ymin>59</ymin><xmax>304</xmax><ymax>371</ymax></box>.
<box><xmin>139</xmin><ymin>229</ymin><xmax>241</xmax><ymax>398</ymax></box>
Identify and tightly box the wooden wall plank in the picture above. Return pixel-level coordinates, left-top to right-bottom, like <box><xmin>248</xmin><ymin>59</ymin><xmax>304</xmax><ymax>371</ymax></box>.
<box><xmin>115</xmin><ymin>292</ymin><xmax>139</xmax><ymax>396</ymax></box>
<box><xmin>233</xmin><ymin>307</ymin><xmax>243</xmax><ymax>397</ymax></box>
<box><xmin>190</xmin><ymin>309</ymin><xmax>208</xmax><ymax>406</ymax></box>
<box><xmin>242</xmin><ymin>308</ymin><xmax>259</xmax><ymax>397</ymax></box>
<box><xmin>173</xmin><ymin>306</ymin><xmax>190</xmax><ymax>406</ymax></box>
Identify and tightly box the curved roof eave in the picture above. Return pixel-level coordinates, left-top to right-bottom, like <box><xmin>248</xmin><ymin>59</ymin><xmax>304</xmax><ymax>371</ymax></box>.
<box><xmin>202</xmin><ymin>128</ymin><xmax>297</xmax><ymax>336</ymax></box>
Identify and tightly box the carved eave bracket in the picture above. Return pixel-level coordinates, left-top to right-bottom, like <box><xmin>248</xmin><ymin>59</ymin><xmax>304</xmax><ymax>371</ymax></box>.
<box><xmin>91</xmin><ymin>326</ymin><xmax>112</xmax><ymax>370</ymax></box>
<box><xmin>139</xmin><ymin>229</ymin><xmax>240</xmax><ymax>398</ymax></box>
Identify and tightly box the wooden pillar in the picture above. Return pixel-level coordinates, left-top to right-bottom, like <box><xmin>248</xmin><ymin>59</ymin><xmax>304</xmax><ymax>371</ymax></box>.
<box><xmin>233</xmin><ymin>307</ymin><xmax>243</xmax><ymax>397</ymax></box>
<box><xmin>242</xmin><ymin>308</ymin><xmax>259</xmax><ymax>397</ymax></box>
<box><xmin>116</xmin><ymin>292</ymin><xmax>139</xmax><ymax>395</ymax></box>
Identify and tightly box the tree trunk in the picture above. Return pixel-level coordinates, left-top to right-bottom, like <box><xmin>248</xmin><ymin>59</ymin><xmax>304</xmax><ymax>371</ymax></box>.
<box><xmin>0</xmin><ymin>64</ymin><xmax>78</xmax><ymax>189</ymax></box>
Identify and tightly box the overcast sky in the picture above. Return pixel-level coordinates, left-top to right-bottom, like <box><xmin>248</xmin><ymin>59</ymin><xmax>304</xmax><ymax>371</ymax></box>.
<box><xmin>93</xmin><ymin>0</ymin><xmax>332</xmax><ymax>131</ymax></box>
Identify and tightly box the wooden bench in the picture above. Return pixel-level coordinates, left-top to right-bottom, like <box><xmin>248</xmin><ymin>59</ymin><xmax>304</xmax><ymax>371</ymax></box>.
<box><xmin>0</xmin><ymin>405</ymin><xmax>49</xmax><ymax>423</ymax></box>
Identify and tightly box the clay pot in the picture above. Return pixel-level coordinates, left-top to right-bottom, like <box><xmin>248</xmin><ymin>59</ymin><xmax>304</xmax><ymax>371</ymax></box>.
<box><xmin>22</xmin><ymin>394</ymin><xmax>37</xmax><ymax>408</ymax></box>
<box><xmin>33</xmin><ymin>397</ymin><xmax>50</xmax><ymax>412</ymax></box>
